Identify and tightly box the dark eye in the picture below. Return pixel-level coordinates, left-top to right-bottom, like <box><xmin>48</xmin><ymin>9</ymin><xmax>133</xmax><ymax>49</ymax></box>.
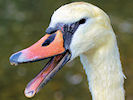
<box><xmin>79</xmin><ymin>18</ymin><xmax>86</xmax><ymax>24</ymax></box>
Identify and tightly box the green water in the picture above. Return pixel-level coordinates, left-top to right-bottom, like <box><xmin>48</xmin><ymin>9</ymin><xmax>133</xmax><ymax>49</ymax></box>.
<box><xmin>0</xmin><ymin>0</ymin><xmax>133</xmax><ymax>100</ymax></box>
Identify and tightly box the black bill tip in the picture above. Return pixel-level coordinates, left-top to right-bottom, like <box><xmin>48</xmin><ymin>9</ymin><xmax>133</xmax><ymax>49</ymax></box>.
<box><xmin>9</xmin><ymin>52</ymin><xmax>22</xmax><ymax>66</ymax></box>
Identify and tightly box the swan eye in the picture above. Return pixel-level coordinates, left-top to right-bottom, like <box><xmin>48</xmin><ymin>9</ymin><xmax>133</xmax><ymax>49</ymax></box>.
<box><xmin>79</xmin><ymin>18</ymin><xmax>86</xmax><ymax>24</ymax></box>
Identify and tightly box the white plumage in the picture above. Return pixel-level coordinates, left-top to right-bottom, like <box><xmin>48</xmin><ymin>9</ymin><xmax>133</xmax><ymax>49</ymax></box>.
<box><xmin>49</xmin><ymin>2</ymin><xmax>125</xmax><ymax>100</ymax></box>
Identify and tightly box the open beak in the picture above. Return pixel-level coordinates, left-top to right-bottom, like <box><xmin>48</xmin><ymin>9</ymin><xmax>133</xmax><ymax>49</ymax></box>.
<box><xmin>9</xmin><ymin>30</ymin><xmax>71</xmax><ymax>98</ymax></box>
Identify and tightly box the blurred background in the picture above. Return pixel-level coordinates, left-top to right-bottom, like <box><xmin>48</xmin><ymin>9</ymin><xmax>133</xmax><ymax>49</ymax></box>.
<box><xmin>0</xmin><ymin>0</ymin><xmax>133</xmax><ymax>100</ymax></box>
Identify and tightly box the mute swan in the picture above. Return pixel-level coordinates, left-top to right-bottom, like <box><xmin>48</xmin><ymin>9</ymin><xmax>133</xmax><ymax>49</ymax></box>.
<box><xmin>9</xmin><ymin>2</ymin><xmax>125</xmax><ymax>100</ymax></box>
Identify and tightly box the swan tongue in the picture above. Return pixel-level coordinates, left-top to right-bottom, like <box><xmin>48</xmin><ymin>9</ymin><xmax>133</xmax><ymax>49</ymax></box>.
<box><xmin>24</xmin><ymin>51</ymin><xmax>71</xmax><ymax>98</ymax></box>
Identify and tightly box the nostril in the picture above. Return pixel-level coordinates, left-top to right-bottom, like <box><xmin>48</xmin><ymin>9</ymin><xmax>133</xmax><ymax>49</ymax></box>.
<box><xmin>9</xmin><ymin>52</ymin><xmax>22</xmax><ymax>64</ymax></box>
<box><xmin>42</xmin><ymin>34</ymin><xmax>56</xmax><ymax>46</ymax></box>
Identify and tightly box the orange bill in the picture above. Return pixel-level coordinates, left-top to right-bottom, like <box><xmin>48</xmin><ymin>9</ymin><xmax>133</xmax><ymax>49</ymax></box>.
<box><xmin>10</xmin><ymin>30</ymin><xmax>65</xmax><ymax>64</ymax></box>
<box><xmin>24</xmin><ymin>52</ymin><xmax>71</xmax><ymax>98</ymax></box>
<box><xmin>9</xmin><ymin>30</ymin><xmax>71</xmax><ymax>98</ymax></box>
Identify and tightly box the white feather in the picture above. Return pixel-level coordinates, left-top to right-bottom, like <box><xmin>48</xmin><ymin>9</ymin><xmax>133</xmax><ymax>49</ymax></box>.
<box><xmin>49</xmin><ymin>2</ymin><xmax>125</xmax><ymax>100</ymax></box>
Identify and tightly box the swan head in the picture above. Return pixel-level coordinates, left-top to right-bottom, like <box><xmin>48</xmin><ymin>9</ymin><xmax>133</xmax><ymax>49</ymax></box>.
<box><xmin>49</xmin><ymin>2</ymin><xmax>113</xmax><ymax>60</ymax></box>
<box><xmin>9</xmin><ymin>2</ymin><xmax>114</xmax><ymax>98</ymax></box>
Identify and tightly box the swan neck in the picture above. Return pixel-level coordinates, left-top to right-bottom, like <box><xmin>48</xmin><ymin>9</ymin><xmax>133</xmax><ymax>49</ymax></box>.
<box><xmin>80</xmin><ymin>37</ymin><xmax>125</xmax><ymax>100</ymax></box>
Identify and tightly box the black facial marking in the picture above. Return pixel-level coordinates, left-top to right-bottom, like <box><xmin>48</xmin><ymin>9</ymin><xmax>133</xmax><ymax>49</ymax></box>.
<box><xmin>46</xmin><ymin>27</ymin><xmax>57</xmax><ymax>34</ymax></box>
<box><xmin>42</xmin><ymin>34</ymin><xmax>56</xmax><ymax>46</ymax></box>
<box><xmin>62</xmin><ymin>18</ymin><xmax>87</xmax><ymax>35</ymax></box>
<box><xmin>45</xmin><ymin>18</ymin><xmax>88</xmax><ymax>50</ymax></box>
<box><xmin>61</xmin><ymin>18</ymin><xmax>87</xmax><ymax>49</ymax></box>
<box><xmin>62</xmin><ymin>25</ymin><xmax>73</xmax><ymax>49</ymax></box>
